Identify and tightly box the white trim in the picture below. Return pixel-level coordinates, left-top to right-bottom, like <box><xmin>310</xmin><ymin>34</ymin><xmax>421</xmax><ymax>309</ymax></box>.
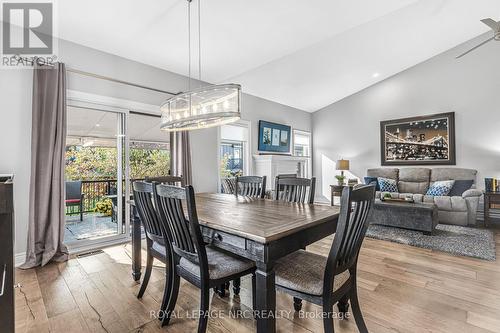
<box><xmin>217</xmin><ymin>120</ymin><xmax>252</xmax><ymax>192</ymax></box>
<box><xmin>67</xmin><ymin>90</ymin><xmax>160</xmax><ymax>115</ymax></box>
<box><xmin>66</xmin><ymin>236</ymin><xmax>132</xmax><ymax>256</ymax></box>
<box><xmin>15</xmin><ymin>252</ymin><xmax>26</xmax><ymax>267</ymax></box>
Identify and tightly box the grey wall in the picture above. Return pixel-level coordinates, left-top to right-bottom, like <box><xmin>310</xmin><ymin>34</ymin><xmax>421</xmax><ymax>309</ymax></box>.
<box><xmin>312</xmin><ymin>33</ymin><xmax>500</xmax><ymax>202</ymax></box>
<box><xmin>0</xmin><ymin>38</ymin><xmax>311</xmax><ymax>256</ymax></box>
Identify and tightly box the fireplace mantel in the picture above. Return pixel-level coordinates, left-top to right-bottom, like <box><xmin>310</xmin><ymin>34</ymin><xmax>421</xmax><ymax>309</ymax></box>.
<box><xmin>253</xmin><ymin>154</ymin><xmax>309</xmax><ymax>191</ymax></box>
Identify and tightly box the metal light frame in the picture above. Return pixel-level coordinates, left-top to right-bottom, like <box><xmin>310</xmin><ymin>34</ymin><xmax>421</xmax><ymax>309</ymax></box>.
<box><xmin>160</xmin><ymin>0</ymin><xmax>241</xmax><ymax>132</ymax></box>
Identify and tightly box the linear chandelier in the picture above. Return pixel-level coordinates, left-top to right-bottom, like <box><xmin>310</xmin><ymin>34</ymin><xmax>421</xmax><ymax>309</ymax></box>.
<box><xmin>160</xmin><ymin>0</ymin><xmax>241</xmax><ymax>132</ymax></box>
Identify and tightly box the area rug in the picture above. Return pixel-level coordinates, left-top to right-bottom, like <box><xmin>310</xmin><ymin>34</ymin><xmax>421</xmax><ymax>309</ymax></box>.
<box><xmin>366</xmin><ymin>224</ymin><xmax>496</xmax><ymax>261</ymax></box>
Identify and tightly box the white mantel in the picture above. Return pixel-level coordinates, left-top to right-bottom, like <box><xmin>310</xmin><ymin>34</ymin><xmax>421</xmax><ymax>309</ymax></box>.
<box><xmin>253</xmin><ymin>154</ymin><xmax>309</xmax><ymax>191</ymax></box>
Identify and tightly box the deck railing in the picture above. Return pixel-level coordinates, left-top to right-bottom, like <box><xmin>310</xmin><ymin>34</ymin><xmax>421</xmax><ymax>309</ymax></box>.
<box><xmin>67</xmin><ymin>179</ymin><xmax>144</xmax><ymax>213</ymax></box>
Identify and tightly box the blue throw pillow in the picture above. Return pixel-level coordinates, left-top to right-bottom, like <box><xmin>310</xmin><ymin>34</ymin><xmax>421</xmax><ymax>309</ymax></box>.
<box><xmin>448</xmin><ymin>180</ymin><xmax>473</xmax><ymax>196</ymax></box>
<box><xmin>378</xmin><ymin>177</ymin><xmax>398</xmax><ymax>193</ymax></box>
<box><xmin>364</xmin><ymin>177</ymin><xmax>380</xmax><ymax>190</ymax></box>
<box><xmin>426</xmin><ymin>180</ymin><xmax>455</xmax><ymax>196</ymax></box>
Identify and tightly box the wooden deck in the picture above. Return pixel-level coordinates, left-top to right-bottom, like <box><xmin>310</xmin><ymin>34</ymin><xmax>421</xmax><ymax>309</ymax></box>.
<box><xmin>15</xmin><ymin>231</ymin><xmax>500</xmax><ymax>333</ymax></box>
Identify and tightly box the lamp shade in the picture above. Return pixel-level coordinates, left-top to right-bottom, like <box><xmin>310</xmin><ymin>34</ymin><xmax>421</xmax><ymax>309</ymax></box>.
<box><xmin>336</xmin><ymin>159</ymin><xmax>350</xmax><ymax>171</ymax></box>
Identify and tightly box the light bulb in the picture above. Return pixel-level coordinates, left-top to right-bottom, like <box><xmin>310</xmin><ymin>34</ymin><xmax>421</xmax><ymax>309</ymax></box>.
<box><xmin>223</xmin><ymin>100</ymin><xmax>229</xmax><ymax>109</ymax></box>
<box><xmin>213</xmin><ymin>103</ymin><xmax>218</xmax><ymax>112</ymax></box>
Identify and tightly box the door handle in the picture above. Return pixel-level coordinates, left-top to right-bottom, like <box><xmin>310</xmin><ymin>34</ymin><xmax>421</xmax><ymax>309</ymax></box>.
<box><xmin>0</xmin><ymin>264</ymin><xmax>6</xmax><ymax>297</ymax></box>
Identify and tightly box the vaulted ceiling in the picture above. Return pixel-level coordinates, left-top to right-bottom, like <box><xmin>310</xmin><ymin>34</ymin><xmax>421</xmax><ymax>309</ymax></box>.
<box><xmin>58</xmin><ymin>0</ymin><xmax>500</xmax><ymax>112</ymax></box>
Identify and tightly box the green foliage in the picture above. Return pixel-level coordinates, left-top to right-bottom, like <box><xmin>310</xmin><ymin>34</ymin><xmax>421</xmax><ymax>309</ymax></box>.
<box><xmin>220</xmin><ymin>153</ymin><xmax>232</xmax><ymax>179</ymax></box>
<box><xmin>220</xmin><ymin>153</ymin><xmax>242</xmax><ymax>178</ymax></box>
<box><xmin>65</xmin><ymin>146</ymin><xmax>170</xmax><ymax>181</ymax></box>
<box><xmin>129</xmin><ymin>148</ymin><xmax>170</xmax><ymax>179</ymax></box>
<box><xmin>335</xmin><ymin>174</ymin><xmax>346</xmax><ymax>183</ymax></box>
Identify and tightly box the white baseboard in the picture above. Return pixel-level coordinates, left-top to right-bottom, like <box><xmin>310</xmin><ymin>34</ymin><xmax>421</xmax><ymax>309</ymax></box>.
<box><xmin>15</xmin><ymin>252</ymin><xmax>26</xmax><ymax>267</ymax></box>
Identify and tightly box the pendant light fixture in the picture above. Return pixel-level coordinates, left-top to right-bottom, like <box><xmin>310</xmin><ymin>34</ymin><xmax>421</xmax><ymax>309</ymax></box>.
<box><xmin>160</xmin><ymin>0</ymin><xmax>241</xmax><ymax>132</ymax></box>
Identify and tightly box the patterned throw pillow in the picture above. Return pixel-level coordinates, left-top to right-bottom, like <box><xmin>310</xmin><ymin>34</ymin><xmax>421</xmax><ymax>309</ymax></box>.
<box><xmin>426</xmin><ymin>180</ymin><xmax>455</xmax><ymax>196</ymax></box>
<box><xmin>377</xmin><ymin>177</ymin><xmax>398</xmax><ymax>193</ymax></box>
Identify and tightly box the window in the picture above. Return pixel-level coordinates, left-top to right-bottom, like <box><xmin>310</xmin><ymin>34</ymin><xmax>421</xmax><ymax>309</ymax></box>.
<box><xmin>218</xmin><ymin>122</ymin><xmax>251</xmax><ymax>192</ymax></box>
<box><xmin>293</xmin><ymin>130</ymin><xmax>311</xmax><ymax>157</ymax></box>
<box><xmin>220</xmin><ymin>141</ymin><xmax>244</xmax><ymax>178</ymax></box>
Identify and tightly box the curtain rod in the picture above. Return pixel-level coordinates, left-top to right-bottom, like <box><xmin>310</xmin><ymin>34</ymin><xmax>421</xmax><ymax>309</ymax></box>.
<box><xmin>14</xmin><ymin>55</ymin><xmax>180</xmax><ymax>96</ymax></box>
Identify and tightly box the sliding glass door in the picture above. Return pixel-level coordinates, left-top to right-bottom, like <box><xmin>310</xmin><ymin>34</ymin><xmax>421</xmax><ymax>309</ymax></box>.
<box><xmin>64</xmin><ymin>105</ymin><xmax>127</xmax><ymax>246</ymax></box>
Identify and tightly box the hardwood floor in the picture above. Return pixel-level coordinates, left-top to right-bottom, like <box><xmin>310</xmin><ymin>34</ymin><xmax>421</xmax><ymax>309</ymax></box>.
<box><xmin>15</xmin><ymin>231</ymin><xmax>500</xmax><ymax>333</ymax></box>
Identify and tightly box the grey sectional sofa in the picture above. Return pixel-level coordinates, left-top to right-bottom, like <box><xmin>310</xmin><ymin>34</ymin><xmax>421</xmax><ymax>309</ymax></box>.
<box><xmin>367</xmin><ymin>168</ymin><xmax>483</xmax><ymax>226</ymax></box>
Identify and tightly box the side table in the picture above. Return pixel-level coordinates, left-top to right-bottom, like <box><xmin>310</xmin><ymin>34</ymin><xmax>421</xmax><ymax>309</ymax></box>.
<box><xmin>330</xmin><ymin>185</ymin><xmax>344</xmax><ymax>206</ymax></box>
<box><xmin>484</xmin><ymin>192</ymin><xmax>500</xmax><ymax>227</ymax></box>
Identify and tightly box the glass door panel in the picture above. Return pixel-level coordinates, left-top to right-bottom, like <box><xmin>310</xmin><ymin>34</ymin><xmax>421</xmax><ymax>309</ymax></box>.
<box><xmin>64</xmin><ymin>106</ymin><xmax>126</xmax><ymax>244</ymax></box>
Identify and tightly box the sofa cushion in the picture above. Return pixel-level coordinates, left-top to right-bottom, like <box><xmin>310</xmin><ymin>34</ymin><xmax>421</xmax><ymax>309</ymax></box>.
<box><xmin>367</xmin><ymin>168</ymin><xmax>398</xmax><ymax>181</ymax></box>
<box><xmin>364</xmin><ymin>176</ymin><xmax>380</xmax><ymax>190</ymax></box>
<box><xmin>397</xmin><ymin>168</ymin><xmax>430</xmax><ymax>194</ymax></box>
<box><xmin>431</xmin><ymin>168</ymin><xmax>477</xmax><ymax>183</ymax></box>
<box><xmin>449</xmin><ymin>180</ymin><xmax>474</xmax><ymax>196</ymax></box>
<box><xmin>378</xmin><ymin>177</ymin><xmax>398</xmax><ymax>193</ymax></box>
<box><xmin>434</xmin><ymin>196</ymin><xmax>468</xmax><ymax>212</ymax></box>
<box><xmin>426</xmin><ymin>180</ymin><xmax>455</xmax><ymax>196</ymax></box>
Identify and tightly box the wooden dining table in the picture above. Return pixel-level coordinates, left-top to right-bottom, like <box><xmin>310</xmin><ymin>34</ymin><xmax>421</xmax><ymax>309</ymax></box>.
<box><xmin>130</xmin><ymin>193</ymin><xmax>340</xmax><ymax>333</ymax></box>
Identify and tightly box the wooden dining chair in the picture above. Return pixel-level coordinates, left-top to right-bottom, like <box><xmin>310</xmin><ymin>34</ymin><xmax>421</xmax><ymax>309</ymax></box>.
<box><xmin>154</xmin><ymin>183</ymin><xmax>257</xmax><ymax>332</ymax></box>
<box><xmin>145</xmin><ymin>175</ymin><xmax>184</xmax><ymax>186</ymax></box>
<box><xmin>235</xmin><ymin>175</ymin><xmax>266</xmax><ymax>198</ymax></box>
<box><xmin>132</xmin><ymin>181</ymin><xmax>173</xmax><ymax>325</ymax></box>
<box><xmin>274</xmin><ymin>176</ymin><xmax>316</xmax><ymax>204</ymax></box>
<box><xmin>221</xmin><ymin>177</ymin><xmax>236</xmax><ymax>194</ymax></box>
<box><xmin>273</xmin><ymin>185</ymin><xmax>375</xmax><ymax>333</ymax></box>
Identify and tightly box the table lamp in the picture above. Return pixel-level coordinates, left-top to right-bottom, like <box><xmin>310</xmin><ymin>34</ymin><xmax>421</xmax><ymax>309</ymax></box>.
<box><xmin>336</xmin><ymin>159</ymin><xmax>350</xmax><ymax>178</ymax></box>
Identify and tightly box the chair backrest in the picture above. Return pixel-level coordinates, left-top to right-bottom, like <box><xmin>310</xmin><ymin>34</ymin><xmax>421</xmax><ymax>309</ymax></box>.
<box><xmin>235</xmin><ymin>176</ymin><xmax>266</xmax><ymax>198</ymax></box>
<box><xmin>274</xmin><ymin>177</ymin><xmax>316</xmax><ymax>204</ymax></box>
<box><xmin>65</xmin><ymin>181</ymin><xmax>82</xmax><ymax>200</ymax></box>
<box><xmin>132</xmin><ymin>181</ymin><xmax>165</xmax><ymax>245</ymax></box>
<box><xmin>323</xmin><ymin>185</ymin><xmax>375</xmax><ymax>294</ymax></box>
<box><xmin>145</xmin><ymin>175</ymin><xmax>184</xmax><ymax>186</ymax></box>
<box><xmin>221</xmin><ymin>178</ymin><xmax>236</xmax><ymax>194</ymax></box>
<box><xmin>153</xmin><ymin>184</ymin><xmax>209</xmax><ymax>277</ymax></box>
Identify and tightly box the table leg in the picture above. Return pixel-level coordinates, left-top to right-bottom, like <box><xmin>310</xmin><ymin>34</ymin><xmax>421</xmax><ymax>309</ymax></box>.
<box><xmin>131</xmin><ymin>205</ymin><xmax>142</xmax><ymax>281</ymax></box>
<box><xmin>255</xmin><ymin>262</ymin><xmax>276</xmax><ymax>333</ymax></box>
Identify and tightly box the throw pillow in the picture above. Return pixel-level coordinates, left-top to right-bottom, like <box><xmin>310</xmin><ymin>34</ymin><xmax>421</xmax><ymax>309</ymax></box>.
<box><xmin>426</xmin><ymin>180</ymin><xmax>455</xmax><ymax>196</ymax></box>
<box><xmin>364</xmin><ymin>176</ymin><xmax>380</xmax><ymax>190</ymax></box>
<box><xmin>377</xmin><ymin>177</ymin><xmax>398</xmax><ymax>193</ymax></box>
<box><xmin>448</xmin><ymin>180</ymin><xmax>473</xmax><ymax>196</ymax></box>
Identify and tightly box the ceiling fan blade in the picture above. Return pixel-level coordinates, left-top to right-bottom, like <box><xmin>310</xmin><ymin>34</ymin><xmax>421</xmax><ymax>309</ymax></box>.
<box><xmin>481</xmin><ymin>18</ymin><xmax>499</xmax><ymax>31</ymax></box>
<box><xmin>456</xmin><ymin>37</ymin><xmax>495</xmax><ymax>59</ymax></box>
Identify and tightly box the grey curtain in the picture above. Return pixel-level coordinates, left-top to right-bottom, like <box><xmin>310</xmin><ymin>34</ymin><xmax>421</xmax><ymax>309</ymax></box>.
<box><xmin>170</xmin><ymin>131</ymin><xmax>192</xmax><ymax>185</ymax></box>
<box><xmin>21</xmin><ymin>63</ymin><xmax>69</xmax><ymax>268</ymax></box>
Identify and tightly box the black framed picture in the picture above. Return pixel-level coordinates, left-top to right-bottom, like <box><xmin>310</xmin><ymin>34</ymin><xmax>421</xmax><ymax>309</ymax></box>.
<box><xmin>258</xmin><ymin>120</ymin><xmax>291</xmax><ymax>153</ymax></box>
<box><xmin>380</xmin><ymin>112</ymin><xmax>456</xmax><ymax>166</ymax></box>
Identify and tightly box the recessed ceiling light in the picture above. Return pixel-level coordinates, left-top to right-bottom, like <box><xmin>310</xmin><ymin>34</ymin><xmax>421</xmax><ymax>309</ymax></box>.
<box><xmin>95</xmin><ymin>124</ymin><xmax>100</xmax><ymax>127</ymax></box>
<box><xmin>372</xmin><ymin>73</ymin><xmax>380</xmax><ymax>78</ymax></box>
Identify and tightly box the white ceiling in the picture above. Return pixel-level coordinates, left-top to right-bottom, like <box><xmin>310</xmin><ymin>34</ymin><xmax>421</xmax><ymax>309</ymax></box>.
<box><xmin>57</xmin><ymin>0</ymin><xmax>500</xmax><ymax>112</ymax></box>
<box><xmin>67</xmin><ymin>106</ymin><xmax>169</xmax><ymax>144</ymax></box>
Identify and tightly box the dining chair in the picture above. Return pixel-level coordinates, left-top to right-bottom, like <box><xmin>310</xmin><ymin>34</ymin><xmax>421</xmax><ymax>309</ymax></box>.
<box><xmin>221</xmin><ymin>177</ymin><xmax>236</xmax><ymax>194</ymax></box>
<box><xmin>145</xmin><ymin>175</ymin><xmax>184</xmax><ymax>186</ymax></box>
<box><xmin>235</xmin><ymin>175</ymin><xmax>267</xmax><ymax>198</ymax></box>
<box><xmin>154</xmin><ymin>183</ymin><xmax>257</xmax><ymax>332</ymax></box>
<box><xmin>132</xmin><ymin>181</ymin><xmax>172</xmax><ymax>324</ymax></box>
<box><xmin>273</xmin><ymin>185</ymin><xmax>375</xmax><ymax>333</ymax></box>
<box><xmin>274</xmin><ymin>176</ymin><xmax>316</xmax><ymax>204</ymax></box>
